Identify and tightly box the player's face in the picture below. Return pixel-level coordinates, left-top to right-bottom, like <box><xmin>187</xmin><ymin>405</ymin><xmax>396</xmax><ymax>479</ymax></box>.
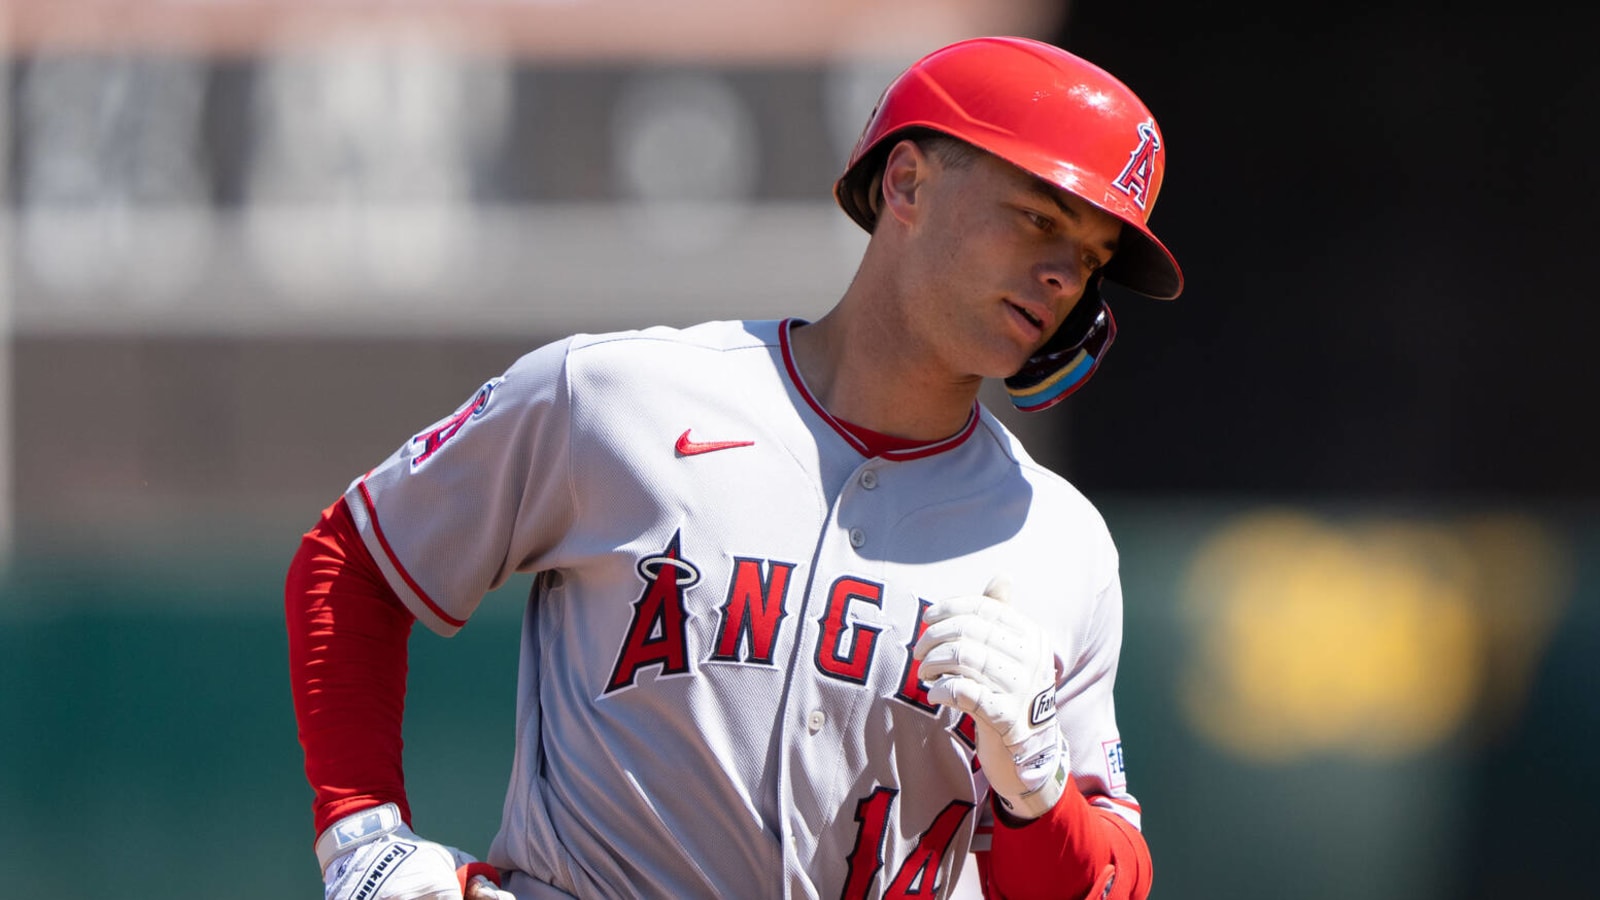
<box><xmin>897</xmin><ymin>146</ymin><xmax>1122</xmax><ymax>380</ymax></box>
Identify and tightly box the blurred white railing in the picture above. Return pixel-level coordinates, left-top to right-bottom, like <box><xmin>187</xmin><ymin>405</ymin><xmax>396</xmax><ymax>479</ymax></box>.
<box><xmin>4</xmin><ymin>203</ymin><xmax>869</xmax><ymax>337</ymax></box>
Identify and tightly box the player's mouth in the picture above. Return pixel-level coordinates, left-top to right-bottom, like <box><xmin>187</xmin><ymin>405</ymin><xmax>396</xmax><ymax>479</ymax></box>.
<box><xmin>1004</xmin><ymin>299</ymin><xmax>1048</xmax><ymax>340</ymax></box>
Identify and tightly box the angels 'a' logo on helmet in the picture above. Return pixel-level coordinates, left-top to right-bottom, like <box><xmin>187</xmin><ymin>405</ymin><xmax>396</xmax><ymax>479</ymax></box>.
<box><xmin>1111</xmin><ymin>121</ymin><xmax>1161</xmax><ymax>210</ymax></box>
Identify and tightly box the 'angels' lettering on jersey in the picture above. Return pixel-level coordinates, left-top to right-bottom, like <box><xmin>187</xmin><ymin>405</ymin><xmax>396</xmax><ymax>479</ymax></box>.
<box><xmin>601</xmin><ymin>537</ymin><xmax>968</xmax><ymax>733</ymax></box>
<box><xmin>709</xmin><ymin>556</ymin><xmax>796</xmax><ymax>666</ymax></box>
<box><xmin>815</xmin><ymin>576</ymin><xmax>886</xmax><ymax>685</ymax></box>
<box><xmin>604</xmin><ymin>532</ymin><xmax>697</xmax><ymax>694</ymax></box>
<box><xmin>894</xmin><ymin>598</ymin><xmax>939</xmax><ymax>714</ymax></box>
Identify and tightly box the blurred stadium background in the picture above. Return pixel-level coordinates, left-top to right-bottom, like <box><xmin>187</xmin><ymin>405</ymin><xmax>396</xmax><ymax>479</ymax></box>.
<box><xmin>1</xmin><ymin>0</ymin><xmax>1595</xmax><ymax>897</ymax></box>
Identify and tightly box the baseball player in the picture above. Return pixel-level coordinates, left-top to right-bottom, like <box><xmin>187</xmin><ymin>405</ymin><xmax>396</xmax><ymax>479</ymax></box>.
<box><xmin>287</xmin><ymin>36</ymin><xmax>1182</xmax><ymax>900</ymax></box>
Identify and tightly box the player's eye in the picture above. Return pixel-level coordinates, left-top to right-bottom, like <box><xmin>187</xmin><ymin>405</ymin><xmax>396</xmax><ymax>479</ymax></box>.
<box><xmin>1023</xmin><ymin>210</ymin><xmax>1055</xmax><ymax>233</ymax></box>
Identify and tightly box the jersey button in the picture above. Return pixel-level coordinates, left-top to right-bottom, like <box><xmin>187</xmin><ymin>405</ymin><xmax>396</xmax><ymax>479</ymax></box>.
<box><xmin>807</xmin><ymin>710</ymin><xmax>826</xmax><ymax>733</ymax></box>
<box><xmin>859</xmin><ymin>470</ymin><xmax>878</xmax><ymax>489</ymax></box>
<box><xmin>848</xmin><ymin>527</ymin><xmax>865</xmax><ymax>548</ymax></box>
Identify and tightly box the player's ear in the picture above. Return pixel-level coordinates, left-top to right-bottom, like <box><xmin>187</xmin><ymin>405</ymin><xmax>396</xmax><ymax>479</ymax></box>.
<box><xmin>877</xmin><ymin>139</ymin><xmax>929</xmax><ymax>226</ymax></box>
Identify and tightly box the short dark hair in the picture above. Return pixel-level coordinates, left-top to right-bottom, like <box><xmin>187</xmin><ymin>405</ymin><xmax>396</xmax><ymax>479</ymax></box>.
<box><xmin>910</xmin><ymin>130</ymin><xmax>981</xmax><ymax>171</ymax></box>
<box><xmin>845</xmin><ymin>129</ymin><xmax>983</xmax><ymax>229</ymax></box>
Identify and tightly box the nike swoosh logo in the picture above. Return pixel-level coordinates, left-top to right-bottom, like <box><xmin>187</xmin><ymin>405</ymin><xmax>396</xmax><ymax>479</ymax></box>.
<box><xmin>675</xmin><ymin>429</ymin><xmax>755</xmax><ymax>456</ymax></box>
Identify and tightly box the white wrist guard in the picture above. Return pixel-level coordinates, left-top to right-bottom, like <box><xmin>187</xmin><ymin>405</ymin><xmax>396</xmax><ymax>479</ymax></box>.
<box><xmin>317</xmin><ymin>803</ymin><xmax>513</xmax><ymax>900</ymax></box>
<box><xmin>974</xmin><ymin>715</ymin><xmax>1069</xmax><ymax>819</ymax></box>
<box><xmin>316</xmin><ymin>802</ymin><xmax>407</xmax><ymax>874</ymax></box>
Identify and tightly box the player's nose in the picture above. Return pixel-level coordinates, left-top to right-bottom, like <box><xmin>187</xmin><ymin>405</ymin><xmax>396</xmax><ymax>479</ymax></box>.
<box><xmin>1035</xmin><ymin>251</ymin><xmax>1091</xmax><ymax>311</ymax></box>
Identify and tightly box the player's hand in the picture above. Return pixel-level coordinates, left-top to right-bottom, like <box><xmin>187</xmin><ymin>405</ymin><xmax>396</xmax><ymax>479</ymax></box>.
<box><xmin>318</xmin><ymin>803</ymin><xmax>514</xmax><ymax>900</ymax></box>
<box><xmin>912</xmin><ymin>575</ymin><xmax>1069</xmax><ymax>820</ymax></box>
<box><xmin>463</xmin><ymin>870</ymin><xmax>515</xmax><ymax>900</ymax></box>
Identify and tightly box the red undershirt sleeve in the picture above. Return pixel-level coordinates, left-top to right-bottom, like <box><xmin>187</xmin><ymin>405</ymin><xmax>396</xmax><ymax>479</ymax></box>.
<box><xmin>979</xmin><ymin>777</ymin><xmax>1152</xmax><ymax>900</ymax></box>
<box><xmin>285</xmin><ymin>495</ymin><xmax>415</xmax><ymax>840</ymax></box>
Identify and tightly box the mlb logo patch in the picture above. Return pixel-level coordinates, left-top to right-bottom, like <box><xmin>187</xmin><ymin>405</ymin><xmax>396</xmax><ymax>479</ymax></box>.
<box><xmin>1103</xmin><ymin>739</ymin><xmax>1127</xmax><ymax>790</ymax></box>
<box><xmin>335</xmin><ymin>810</ymin><xmax>383</xmax><ymax>846</ymax></box>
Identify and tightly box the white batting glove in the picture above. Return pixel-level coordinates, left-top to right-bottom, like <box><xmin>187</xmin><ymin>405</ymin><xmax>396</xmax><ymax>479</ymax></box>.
<box><xmin>318</xmin><ymin>803</ymin><xmax>514</xmax><ymax>900</ymax></box>
<box><xmin>913</xmin><ymin>575</ymin><xmax>1069</xmax><ymax>820</ymax></box>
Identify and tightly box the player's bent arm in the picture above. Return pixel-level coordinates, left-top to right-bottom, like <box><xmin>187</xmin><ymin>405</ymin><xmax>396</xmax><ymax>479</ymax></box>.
<box><xmin>288</xmin><ymin>497</ymin><xmax>517</xmax><ymax>900</ymax></box>
<box><xmin>980</xmin><ymin>569</ymin><xmax>1151</xmax><ymax>900</ymax></box>
<box><xmin>285</xmin><ymin>496</ymin><xmax>415</xmax><ymax>836</ymax></box>
<box><xmin>981</xmin><ymin>782</ymin><xmax>1151</xmax><ymax>900</ymax></box>
<box><xmin>914</xmin><ymin>574</ymin><xmax>1150</xmax><ymax>899</ymax></box>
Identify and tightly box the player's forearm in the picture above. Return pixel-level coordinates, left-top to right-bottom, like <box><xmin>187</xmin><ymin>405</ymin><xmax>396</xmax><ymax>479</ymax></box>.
<box><xmin>286</xmin><ymin>497</ymin><xmax>416</xmax><ymax>837</ymax></box>
<box><xmin>984</xmin><ymin>778</ymin><xmax>1151</xmax><ymax>900</ymax></box>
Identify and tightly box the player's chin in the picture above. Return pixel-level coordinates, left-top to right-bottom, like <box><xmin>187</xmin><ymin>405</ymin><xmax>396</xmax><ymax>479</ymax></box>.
<box><xmin>1001</xmin><ymin>329</ymin><xmax>1047</xmax><ymax>371</ymax></box>
<box><xmin>958</xmin><ymin>323</ymin><xmax>1038</xmax><ymax>379</ymax></box>
<box><xmin>970</xmin><ymin>341</ymin><xmax>1035</xmax><ymax>380</ymax></box>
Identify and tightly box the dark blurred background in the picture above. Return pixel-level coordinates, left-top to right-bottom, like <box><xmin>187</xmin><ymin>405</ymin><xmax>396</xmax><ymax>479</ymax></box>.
<box><xmin>1066</xmin><ymin>0</ymin><xmax>1600</xmax><ymax>498</ymax></box>
<box><xmin>2</xmin><ymin>1</ymin><xmax>1595</xmax><ymax>897</ymax></box>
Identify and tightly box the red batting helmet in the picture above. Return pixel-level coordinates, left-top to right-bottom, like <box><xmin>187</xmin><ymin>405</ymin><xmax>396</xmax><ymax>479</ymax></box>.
<box><xmin>834</xmin><ymin>36</ymin><xmax>1183</xmax><ymax>301</ymax></box>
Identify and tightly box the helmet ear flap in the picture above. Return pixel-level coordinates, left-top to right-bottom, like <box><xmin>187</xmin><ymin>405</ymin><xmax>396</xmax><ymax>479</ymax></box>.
<box><xmin>1003</xmin><ymin>275</ymin><xmax>1117</xmax><ymax>412</ymax></box>
<box><xmin>835</xmin><ymin>158</ymin><xmax>882</xmax><ymax>232</ymax></box>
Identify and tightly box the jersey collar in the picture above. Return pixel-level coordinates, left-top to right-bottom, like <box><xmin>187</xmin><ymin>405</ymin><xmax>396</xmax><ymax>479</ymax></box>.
<box><xmin>778</xmin><ymin>318</ymin><xmax>979</xmax><ymax>461</ymax></box>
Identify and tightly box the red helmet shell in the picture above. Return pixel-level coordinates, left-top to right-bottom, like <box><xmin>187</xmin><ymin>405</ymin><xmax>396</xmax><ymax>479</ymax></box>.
<box><xmin>835</xmin><ymin>36</ymin><xmax>1183</xmax><ymax>300</ymax></box>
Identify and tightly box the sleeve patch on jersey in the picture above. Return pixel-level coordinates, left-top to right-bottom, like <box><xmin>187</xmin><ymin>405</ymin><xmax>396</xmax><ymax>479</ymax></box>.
<box><xmin>409</xmin><ymin>377</ymin><xmax>503</xmax><ymax>469</ymax></box>
<box><xmin>1103</xmin><ymin>739</ymin><xmax>1128</xmax><ymax>790</ymax></box>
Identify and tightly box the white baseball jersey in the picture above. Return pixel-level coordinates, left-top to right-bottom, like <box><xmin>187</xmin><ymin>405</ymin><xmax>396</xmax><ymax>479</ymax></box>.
<box><xmin>343</xmin><ymin>319</ymin><xmax>1139</xmax><ymax>899</ymax></box>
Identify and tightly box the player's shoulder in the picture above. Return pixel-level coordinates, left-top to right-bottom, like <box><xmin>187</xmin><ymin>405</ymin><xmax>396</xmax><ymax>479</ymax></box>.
<box><xmin>497</xmin><ymin>320</ymin><xmax>782</xmax><ymax>397</ymax></box>
<box><xmin>554</xmin><ymin>320</ymin><xmax>786</xmax><ymax>396</ymax></box>
<box><xmin>972</xmin><ymin>406</ymin><xmax>1114</xmax><ymax>540</ymax></box>
<box><xmin>566</xmin><ymin>319</ymin><xmax>781</xmax><ymax>359</ymax></box>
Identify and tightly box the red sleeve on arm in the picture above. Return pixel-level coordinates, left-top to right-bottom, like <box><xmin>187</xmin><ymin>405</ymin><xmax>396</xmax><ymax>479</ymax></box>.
<box><xmin>285</xmin><ymin>495</ymin><xmax>415</xmax><ymax>839</ymax></box>
<box><xmin>981</xmin><ymin>778</ymin><xmax>1152</xmax><ymax>900</ymax></box>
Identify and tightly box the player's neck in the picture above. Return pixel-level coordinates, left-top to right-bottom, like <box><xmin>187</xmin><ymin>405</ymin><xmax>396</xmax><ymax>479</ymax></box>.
<box><xmin>789</xmin><ymin>305</ymin><xmax>980</xmax><ymax>444</ymax></box>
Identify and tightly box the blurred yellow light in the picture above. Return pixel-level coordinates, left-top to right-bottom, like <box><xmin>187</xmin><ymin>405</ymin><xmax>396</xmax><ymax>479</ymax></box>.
<box><xmin>1178</xmin><ymin>510</ymin><xmax>1567</xmax><ymax>763</ymax></box>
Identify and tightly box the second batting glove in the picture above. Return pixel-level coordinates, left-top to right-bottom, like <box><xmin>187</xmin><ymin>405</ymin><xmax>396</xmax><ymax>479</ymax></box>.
<box><xmin>913</xmin><ymin>575</ymin><xmax>1069</xmax><ymax>819</ymax></box>
<box><xmin>317</xmin><ymin>803</ymin><xmax>513</xmax><ymax>900</ymax></box>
